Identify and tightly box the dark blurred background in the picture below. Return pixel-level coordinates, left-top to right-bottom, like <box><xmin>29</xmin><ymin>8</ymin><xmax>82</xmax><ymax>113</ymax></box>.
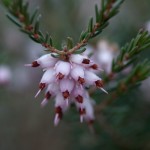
<box><xmin>0</xmin><ymin>0</ymin><xmax>150</xmax><ymax>150</ymax></box>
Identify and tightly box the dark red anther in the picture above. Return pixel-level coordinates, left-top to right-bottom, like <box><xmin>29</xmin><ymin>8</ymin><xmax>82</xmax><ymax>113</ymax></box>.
<box><xmin>79</xmin><ymin>108</ymin><xmax>86</xmax><ymax>115</ymax></box>
<box><xmin>90</xmin><ymin>64</ymin><xmax>98</xmax><ymax>70</ymax></box>
<box><xmin>76</xmin><ymin>95</ymin><xmax>83</xmax><ymax>103</ymax></box>
<box><xmin>39</xmin><ymin>83</ymin><xmax>46</xmax><ymax>90</ymax></box>
<box><xmin>82</xmin><ymin>59</ymin><xmax>90</xmax><ymax>64</ymax></box>
<box><xmin>55</xmin><ymin>106</ymin><xmax>63</xmax><ymax>119</ymax></box>
<box><xmin>95</xmin><ymin>80</ymin><xmax>104</xmax><ymax>88</ymax></box>
<box><xmin>88</xmin><ymin>119</ymin><xmax>94</xmax><ymax>125</ymax></box>
<box><xmin>62</xmin><ymin>90</ymin><xmax>70</xmax><ymax>99</ymax></box>
<box><xmin>57</xmin><ymin>72</ymin><xmax>64</xmax><ymax>80</ymax></box>
<box><xmin>78</xmin><ymin>77</ymin><xmax>85</xmax><ymax>84</ymax></box>
<box><xmin>32</xmin><ymin>61</ymin><xmax>40</xmax><ymax>67</ymax></box>
<box><xmin>45</xmin><ymin>92</ymin><xmax>51</xmax><ymax>99</ymax></box>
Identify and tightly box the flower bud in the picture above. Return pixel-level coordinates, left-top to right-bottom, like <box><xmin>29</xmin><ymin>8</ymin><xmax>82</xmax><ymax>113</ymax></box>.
<box><xmin>71</xmin><ymin>65</ymin><xmax>85</xmax><ymax>84</ymax></box>
<box><xmin>35</xmin><ymin>69</ymin><xmax>55</xmax><ymax>98</ymax></box>
<box><xmin>70</xmin><ymin>54</ymin><xmax>91</xmax><ymax>65</ymax></box>
<box><xmin>73</xmin><ymin>85</ymin><xmax>84</xmax><ymax>103</ymax></box>
<box><xmin>85</xmin><ymin>70</ymin><xmax>100</xmax><ymax>85</ymax></box>
<box><xmin>25</xmin><ymin>54</ymin><xmax>58</xmax><ymax>68</ymax></box>
<box><xmin>54</xmin><ymin>93</ymin><xmax>69</xmax><ymax>125</ymax></box>
<box><xmin>37</xmin><ymin>54</ymin><xmax>58</xmax><ymax>68</ymax></box>
<box><xmin>40</xmin><ymin>68</ymin><xmax>55</xmax><ymax>85</ymax></box>
<box><xmin>60</xmin><ymin>79</ymin><xmax>74</xmax><ymax>99</ymax></box>
<box><xmin>82</xmin><ymin>98</ymin><xmax>95</xmax><ymax>123</ymax></box>
<box><xmin>85</xmin><ymin>70</ymin><xmax>108</xmax><ymax>94</ymax></box>
<box><xmin>55</xmin><ymin>61</ymin><xmax>71</xmax><ymax>79</ymax></box>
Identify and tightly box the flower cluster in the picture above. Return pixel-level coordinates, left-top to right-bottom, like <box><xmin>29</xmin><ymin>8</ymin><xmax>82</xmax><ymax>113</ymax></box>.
<box><xmin>25</xmin><ymin>53</ymin><xmax>107</xmax><ymax>125</ymax></box>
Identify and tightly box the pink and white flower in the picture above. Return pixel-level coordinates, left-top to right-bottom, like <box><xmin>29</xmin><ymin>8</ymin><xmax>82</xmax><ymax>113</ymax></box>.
<box><xmin>26</xmin><ymin>52</ymin><xmax>107</xmax><ymax>125</ymax></box>
<box><xmin>55</xmin><ymin>60</ymin><xmax>71</xmax><ymax>79</ymax></box>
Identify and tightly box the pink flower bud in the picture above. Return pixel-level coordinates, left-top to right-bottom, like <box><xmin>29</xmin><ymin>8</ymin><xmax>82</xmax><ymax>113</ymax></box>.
<box><xmin>71</xmin><ymin>65</ymin><xmax>85</xmax><ymax>84</ymax></box>
<box><xmin>35</xmin><ymin>68</ymin><xmax>55</xmax><ymax>98</ymax></box>
<box><xmin>73</xmin><ymin>85</ymin><xmax>84</xmax><ymax>103</ymax></box>
<box><xmin>60</xmin><ymin>79</ymin><xmax>74</xmax><ymax>99</ymax></box>
<box><xmin>85</xmin><ymin>70</ymin><xmax>108</xmax><ymax>94</ymax></box>
<box><xmin>55</xmin><ymin>93</ymin><xmax>68</xmax><ymax>111</ymax></box>
<box><xmin>55</xmin><ymin>61</ymin><xmax>71</xmax><ymax>79</ymax></box>
<box><xmin>82</xmin><ymin>98</ymin><xmax>95</xmax><ymax>122</ymax></box>
<box><xmin>85</xmin><ymin>70</ymin><xmax>100</xmax><ymax>85</ymax></box>
<box><xmin>40</xmin><ymin>68</ymin><xmax>55</xmax><ymax>85</ymax></box>
<box><xmin>25</xmin><ymin>54</ymin><xmax>58</xmax><ymax>68</ymax></box>
<box><xmin>47</xmin><ymin>83</ymin><xmax>59</xmax><ymax>96</ymax></box>
<box><xmin>70</xmin><ymin>54</ymin><xmax>91</xmax><ymax>65</ymax></box>
<box><xmin>37</xmin><ymin>54</ymin><xmax>58</xmax><ymax>68</ymax></box>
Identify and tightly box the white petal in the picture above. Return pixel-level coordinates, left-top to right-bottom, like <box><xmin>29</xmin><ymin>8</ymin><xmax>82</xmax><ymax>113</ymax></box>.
<box><xmin>70</xmin><ymin>54</ymin><xmax>90</xmax><ymax>65</ymax></box>
<box><xmin>73</xmin><ymin>85</ymin><xmax>84</xmax><ymax>97</ymax></box>
<box><xmin>83</xmin><ymin>98</ymin><xmax>95</xmax><ymax>121</ymax></box>
<box><xmin>47</xmin><ymin>83</ymin><xmax>59</xmax><ymax>95</ymax></box>
<box><xmin>40</xmin><ymin>68</ymin><xmax>55</xmax><ymax>84</ymax></box>
<box><xmin>59</xmin><ymin>78</ymin><xmax>74</xmax><ymax>93</ymax></box>
<box><xmin>55</xmin><ymin>93</ymin><xmax>68</xmax><ymax>111</ymax></box>
<box><xmin>37</xmin><ymin>54</ymin><xmax>58</xmax><ymax>68</ymax></box>
<box><xmin>84</xmin><ymin>70</ymin><xmax>100</xmax><ymax>84</ymax></box>
<box><xmin>55</xmin><ymin>61</ymin><xmax>71</xmax><ymax>77</ymax></box>
<box><xmin>71</xmin><ymin>65</ymin><xmax>84</xmax><ymax>81</ymax></box>
<box><xmin>55</xmin><ymin>93</ymin><xmax>64</xmax><ymax>107</ymax></box>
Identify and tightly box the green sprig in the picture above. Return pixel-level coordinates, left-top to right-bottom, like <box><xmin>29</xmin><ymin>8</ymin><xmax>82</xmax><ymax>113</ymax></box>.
<box><xmin>112</xmin><ymin>30</ymin><xmax>150</xmax><ymax>72</ymax></box>
<box><xmin>2</xmin><ymin>0</ymin><xmax>124</xmax><ymax>55</ymax></box>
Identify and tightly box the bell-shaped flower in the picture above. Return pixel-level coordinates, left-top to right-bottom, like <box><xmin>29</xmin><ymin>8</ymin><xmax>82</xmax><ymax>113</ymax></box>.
<box><xmin>35</xmin><ymin>68</ymin><xmax>56</xmax><ymax>98</ymax></box>
<box><xmin>54</xmin><ymin>93</ymin><xmax>68</xmax><ymax>126</ymax></box>
<box><xmin>82</xmin><ymin>98</ymin><xmax>95</xmax><ymax>123</ymax></box>
<box><xmin>25</xmin><ymin>54</ymin><xmax>58</xmax><ymax>68</ymax></box>
<box><xmin>70</xmin><ymin>65</ymin><xmax>85</xmax><ymax>84</ymax></box>
<box><xmin>70</xmin><ymin>54</ymin><xmax>91</xmax><ymax>65</ymax></box>
<box><xmin>41</xmin><ymin>83</ymin><xmax>59</xmax><ymax>107</ymax></box>
<box><xmin>85</xmin><ymin>70</ymin><xmax>108</xmax><ymax>94</ymax></box>
<box><xmin>55</xmin><ymin>61</ymin><xmax>71</xmax><ymax>79</ymax></box>
<box><xmin>60</xmin><ymin>78</ymin><xmax>74</xmax><ymax>105</ymax></box>
<box><xmin>73</xmin><ymin>85</ymin><xmax>84</xmax><ymax>103</ymax></box>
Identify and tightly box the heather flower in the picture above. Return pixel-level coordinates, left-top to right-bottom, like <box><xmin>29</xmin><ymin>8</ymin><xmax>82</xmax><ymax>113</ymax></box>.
<box><xmin>25</xmin><ymin>54</ymin><xmax>58</xmax><ymax>68</ymax></box>
<box><xmin>55</xmin><ymin>61</ymin><xmax>71</xmax><ymax>79</ymax></box>
<box><xmin>26</xmin><ymin>52</ymin><xmax>107</xmax><ymax>126</ymax></box>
